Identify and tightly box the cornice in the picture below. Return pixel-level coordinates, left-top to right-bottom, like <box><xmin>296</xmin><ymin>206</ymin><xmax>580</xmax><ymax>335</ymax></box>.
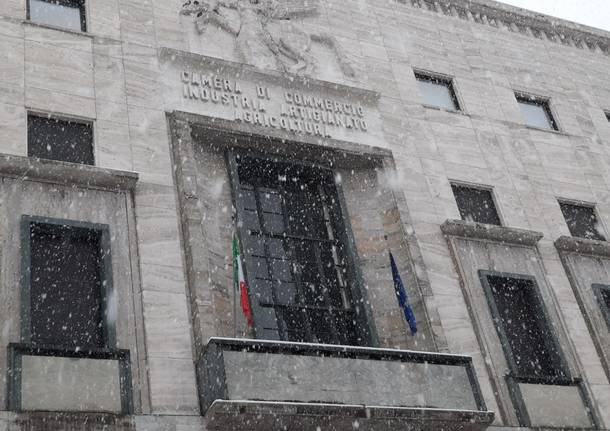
<box><xmin>555</xmin><ymin>235</ymin><xmax>610</xmax><ymax>258</ymax></box>
<box><xmin>0</xmin><ymin>154</ymin><xmax>138</xmax><ymax>192</ymax></box>
<box><xmin>396</xmin><ymin>0</ymin><xmax>610</xmax><ymax>57</ymax></box>
<box><xmin>441</xmin><ymin>219</ymin><xmax>543</xmax><ymax>247</ymax></box>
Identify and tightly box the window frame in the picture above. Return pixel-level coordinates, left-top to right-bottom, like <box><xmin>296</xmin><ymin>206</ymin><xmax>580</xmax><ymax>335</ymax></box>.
<box><xmin>20</xmin><ymin>215</ymin><xmax>115</xmax><ymax>348</ymax></box>
<box><xmin>478</xmin><ymin>270</ymin><xmax>598</xmax><ymax>428</ymax></box>
<box><xmin>27</xmin><ymin>111</ymin><xmax>95</xmax><ymax>166</ymax></box>
<box><xmin>478</xmin><ymin>270</ymin><xmax>571</xmax><ymax>382</ymax></box>
<box><xmin>414</xmin><ymin>70</ymin><xmax>462</xmax><ymax>112</ymax></box>
<box><xmin>450</xmin><ymin>181</ymin><xmax>503</xmax><ymax>226</ymax></box>
<box><xmin>226</xmin><ymin>150</ymin><xmax>378</xmax><ymax>347</ymax></box>
<box><xmin>514</xmin><ymin>92</ymin><xmax>558</xmax><ymax>131</ymax></box>
<box><xmin>558</xmin><ymin>199</ymin><xmax>606</xmax><ymax>242</ymax></box>
<box><xmin>26</xmin><ymin>0</ymin><xmax>87</xmax><ymax>32</ymax></box>
<box><xmin>592</xmin><ymin>284</ymin><xmax>610</xmax><ymax>331</ymax></box>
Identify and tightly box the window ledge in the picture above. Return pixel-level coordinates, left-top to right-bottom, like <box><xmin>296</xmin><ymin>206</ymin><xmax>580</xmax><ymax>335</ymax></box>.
<box><xmin>555</xmin><ymin>235</ymin><xmax>610</xmax><ymax>258</ymax></box>
<box><xmin>441</xmin><ymin>219</ymin><xmax>543</xmax><ymax>247</ymax></box>
<box><xmin>525</xmin><ymin>125</ymin><xmax>567</xmax><ymax>135</ymax></box>
<box><xmin>0</xmin><ymin>155</ymin><xmax>138</xmax><ymax>191</ymax></box>
<box><xmin>23</xmin><ymin>19</ymin><xmax>91</xmax><ymax>38</ymax></box>
<box><xmin>422</xmin><ymin>104</ymin><xmax>466</xmax><ymax>115</ymax></box>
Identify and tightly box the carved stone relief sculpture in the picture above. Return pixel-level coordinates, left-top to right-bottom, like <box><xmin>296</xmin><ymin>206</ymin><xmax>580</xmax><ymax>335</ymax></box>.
<box><xmin>180</xmin><ymin>0</ymin><xmax>356</xmax><ymax>78</ymax></box>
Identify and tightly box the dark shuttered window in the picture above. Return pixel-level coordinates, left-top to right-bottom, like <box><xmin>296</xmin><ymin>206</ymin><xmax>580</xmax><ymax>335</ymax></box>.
<box><xmin>451</xmin><ymin>184</ymin><xmax>501</xmax><ymax>226</ymax></box>
<box><xmin>480</xmin><ymin>272</ymin><xmax>568</xmax><ymax>380</ymax></box>
<box><xmin>28</xmin><ymin>114</ymin><xmax>94</xmax><ymax>165</ymax></box>
<box><xmin>229</xmin><ymin>154</ymin><xmax>370</xmax><ymax>346</ymax></box>
<box><xmin>593</xmin><ymin>284</ymin><xmax>610</xmax><ymax>331</ymax></box>
<box><xmin>27</xmin><ymin>0</ymin><xmax>87</xmax><ymax>32</ymax></box>
<box><xmin>559</xmin><ymin>202</ymin><xmax>606</xmax><ymax>241</ymax></box>
<box><xmin>25</xmin><ymin>220</ymin><xmax>110</xmax><ymax>348</ymax></box>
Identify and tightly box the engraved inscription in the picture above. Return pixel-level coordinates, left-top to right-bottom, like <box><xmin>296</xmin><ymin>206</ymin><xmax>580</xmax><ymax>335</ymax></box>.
<box><xmin>181</xmin><ymin>70</ymin><xmax>368</xmax><ymax>138</ymax></box>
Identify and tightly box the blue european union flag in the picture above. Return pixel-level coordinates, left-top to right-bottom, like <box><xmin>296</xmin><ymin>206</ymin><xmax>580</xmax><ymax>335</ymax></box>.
<box><xmin>390</xmin><ymin>252</ymin><xmax>417</xmax><ymax>335</ymax></box>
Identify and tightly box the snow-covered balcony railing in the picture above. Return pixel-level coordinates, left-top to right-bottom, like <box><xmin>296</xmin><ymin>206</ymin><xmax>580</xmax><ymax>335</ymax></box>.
<box><xmin>196</xmin><ymin>338</ymin><xmax>495</xmax><ymax>430</ymax></box>
<box><xmin>7</xmin><ymin>344</ymin><xmax>133</xmax><ymax>414</ymax></box>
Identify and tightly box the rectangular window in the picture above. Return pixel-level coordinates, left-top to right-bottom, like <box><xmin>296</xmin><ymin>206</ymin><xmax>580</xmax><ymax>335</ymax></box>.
<box><xmin>480</xmin><ymin>272</ymin><xmax>568</xmax><ymax>380</ymax></box>
<box><xmin>27</xmin><ymin>0</ymin><xmax>86</xmax><ymax>32</ymax></box>
<box><xmin>28</xmin><ymin>114</ymin><xmax>94</xmax><ymax>165</ymax></box>
<box><xmin>559</xmin><ymin>201</ymin><xmax>606</xmax><ymax>241</ymax></box>
<box><xmin>230</xmin><ymin>155</ymin><xmax>368</xmax><ymax>346</ymax></box>
<box><xmin>451</xmin><ymin>184</ymin><xmax>501</xmax><ymax>226</ymax></box>
<box><xmin>24</xmin><ymin>219</ymin><xmax>111</xmax><ymax>348</ymax></box>
<box><xmin>593</xmin><ymin>284</ymin><xmax>610</xmax><ymax>330</ymax></box>
<box><xmin>415</xmin><ymin>72</ymin><xmax>460</xmax><ymax>111</ymax></box>
<box><xmin>515</xmin><ymin>93</ymin><xmax>557</xmax><ymax>131</ymax></box>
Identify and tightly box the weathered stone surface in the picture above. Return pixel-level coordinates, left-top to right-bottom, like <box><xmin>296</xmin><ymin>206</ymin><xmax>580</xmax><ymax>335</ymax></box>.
<box><xmin>1</xmin><ymin>0</ymin><xmax>610</xmax><ymax>428</ymax></box>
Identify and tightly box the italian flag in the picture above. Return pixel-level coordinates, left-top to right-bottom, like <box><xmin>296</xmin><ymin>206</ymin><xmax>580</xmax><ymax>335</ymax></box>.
<box><xmin>232</xmin><ymin>234</ymin><xmax>254</xmax><ymax>328</ymax></box>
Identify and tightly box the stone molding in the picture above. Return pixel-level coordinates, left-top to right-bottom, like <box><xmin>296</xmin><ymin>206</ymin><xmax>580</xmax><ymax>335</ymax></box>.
<box><xmin>396</xmin><ymin>0</ymin><xmax>610</xmax><ymax>56</ymax></box>
<box><xmin>207</xmin><ymin>400</ymin><xmax>495</xmax><ymax>431</ymax></box>
<box><xmin>159</xmin><ymin>48</ymin><xmax>380</xmax><ymax>102</ymax></box>
<box><xmin>441</xmin><ymin>219</ymin><xmax>543</xmax><ymax>247</ymax></box>
<box><xmin>171</xmin><ymin>110</ymin><xmax>391</xmax><ymax>163</ymax></box>
<box><xmin>554</xmin><ymin>235</ymin><xmax>610</xmax><ymax>258</ymax></box>
<box><xmin>0</xmin><ymin>154</ymin><xmax>138</xmax><ymax>192</ymax></box>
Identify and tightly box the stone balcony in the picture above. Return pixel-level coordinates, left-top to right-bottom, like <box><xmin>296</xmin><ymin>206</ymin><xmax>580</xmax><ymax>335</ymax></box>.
<box><xmin>7</xmin><ymin>344</ymin><xmax>133</xmax><ymax>415</ymax></box>
<box><xmin>196</xmin><ymin>338</ymin><xmax>495</xmax><ymax>431</ymax></box>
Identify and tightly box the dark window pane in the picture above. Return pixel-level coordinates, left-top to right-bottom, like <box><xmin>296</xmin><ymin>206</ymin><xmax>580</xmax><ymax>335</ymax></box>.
<box><xmin>308</xmin><ymin>309</ymin><xmax>335</xmax><ymax>344</ymax></box>
<box><xmin>275</xmin><ymin>282</ymin><xmax>298</xmax><ymax>305</ymax></box>
<box><xmin>515</xmin><ymin>95</ymin><xmax>557</xmax><ymax>130</ymax></box>
<box><xmin>243</xmin><ymin>234</ymin><xmax>265</xmax><ymax>257</ymax></box>
<box><xmin>28</xmin><ymin>115</ymin><xmax>94</xmax><ymax>165</ymax></box>
<box><xmin>334</xmin><ymin>310</ymin><xmax>360</xmax><ymax>345</ymax></box>
<box><xmin>239</xmin><ymin>189</ymin><xmax>257</xmax><ymax>210</ymax></box>
<box><xmin>251</xmin><ymin>279</ymin><xmax>274</xmax><ymax>304</ymax></box>
<box><xmin>593</xmin><ymin>285</ymin><xmax>610</xmax><ymax>330</ymax></box>
<box><xmin>249</xmin><ymin>257</ymin><xmax>270</xmax><ymax>280</ymax></box>
<box><xmin>261</xmin><ymin>212</ymin><xmax>285</xmax><ymax>235</ymax></box>
<box><xmin>415</xmin><ymin>73</ymin><xmax>460</xmax><ymax>111</ymax></box>
<box><xmin>266</xmin><ymin>238</ymin><xmax>287</xmax><ymax>259</ymax></box>
<box><xmin>451</xmin><ymin>184</ymin><xmax>501</xmax><ymax>225</ymax></box>
<box><xmin>29</xmin><ymin>222</ymin><xmax>105</xmax><ymax>348</ymax></box>
<box><xmin>241</xmin><ymin>210</ymin><xmax>260</xmax><ymax>234</ymax></box>
<box><xmin>485</xmin><ymin>275</ymin><xmax>566</xmax><ymax>379</ymax></box>
<box><xmin>269</xmin><ymin>258</ymin><xmax>293</xmax><ymax>282</ymax></box>
<box><xmin>255</xmin><ymin>306</ymin><xmax>279</xmax><ymax>330</ymax></box>
<box><xmin>559</xmin><ymin>202</ymin><xmax>605</xmax><ymax>241</ymax></box>
<box><xmin>293</xmin><ymin>240</ymin><xmax>319</xmax><ymax>282</ymax></box>
<box><xmin>277</xmin><ymin>307</ymin><xmax>308</xmax><ymax>342</ymax></box>
<box><xmin>234</xmin><ymin>155</ymin><xmax>365</xmax><ymax>345</ymax></box>
<box><xmin>28</xmin><ymin>0</ymin><xmax>86</xmax><ymax>32</ymax></box>
<box><xmin>258</xmin><ymin>189</ymin><xmax>283</xmax><ymax>213</ymax></box>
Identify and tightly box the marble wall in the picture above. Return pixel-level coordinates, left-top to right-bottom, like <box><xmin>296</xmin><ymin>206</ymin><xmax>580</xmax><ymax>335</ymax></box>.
<box><xmin>0</xmin><ymin>0</ymin><xmax>609</xmax><ymax>429</ymax></box>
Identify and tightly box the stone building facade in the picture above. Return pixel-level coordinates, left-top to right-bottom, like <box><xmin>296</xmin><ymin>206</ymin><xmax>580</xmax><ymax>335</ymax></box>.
<box><xmin>0</xmin><ymin>0</ymin><xmax>609</xmax><ymax>429</ymax></box>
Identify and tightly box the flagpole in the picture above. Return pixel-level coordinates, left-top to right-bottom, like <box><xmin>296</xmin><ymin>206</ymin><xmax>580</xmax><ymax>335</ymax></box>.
<box><xmin>232</xmin><ymin>230</ymin><xmax>237</xmax><ymax>338</ymax></box>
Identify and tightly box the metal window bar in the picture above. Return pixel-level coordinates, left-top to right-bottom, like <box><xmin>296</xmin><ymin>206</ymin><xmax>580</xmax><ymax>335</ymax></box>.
<box><xmin>233</xmin><ymin>155</ymin><xmax>361</xmax><ymax>345</ymax></box>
